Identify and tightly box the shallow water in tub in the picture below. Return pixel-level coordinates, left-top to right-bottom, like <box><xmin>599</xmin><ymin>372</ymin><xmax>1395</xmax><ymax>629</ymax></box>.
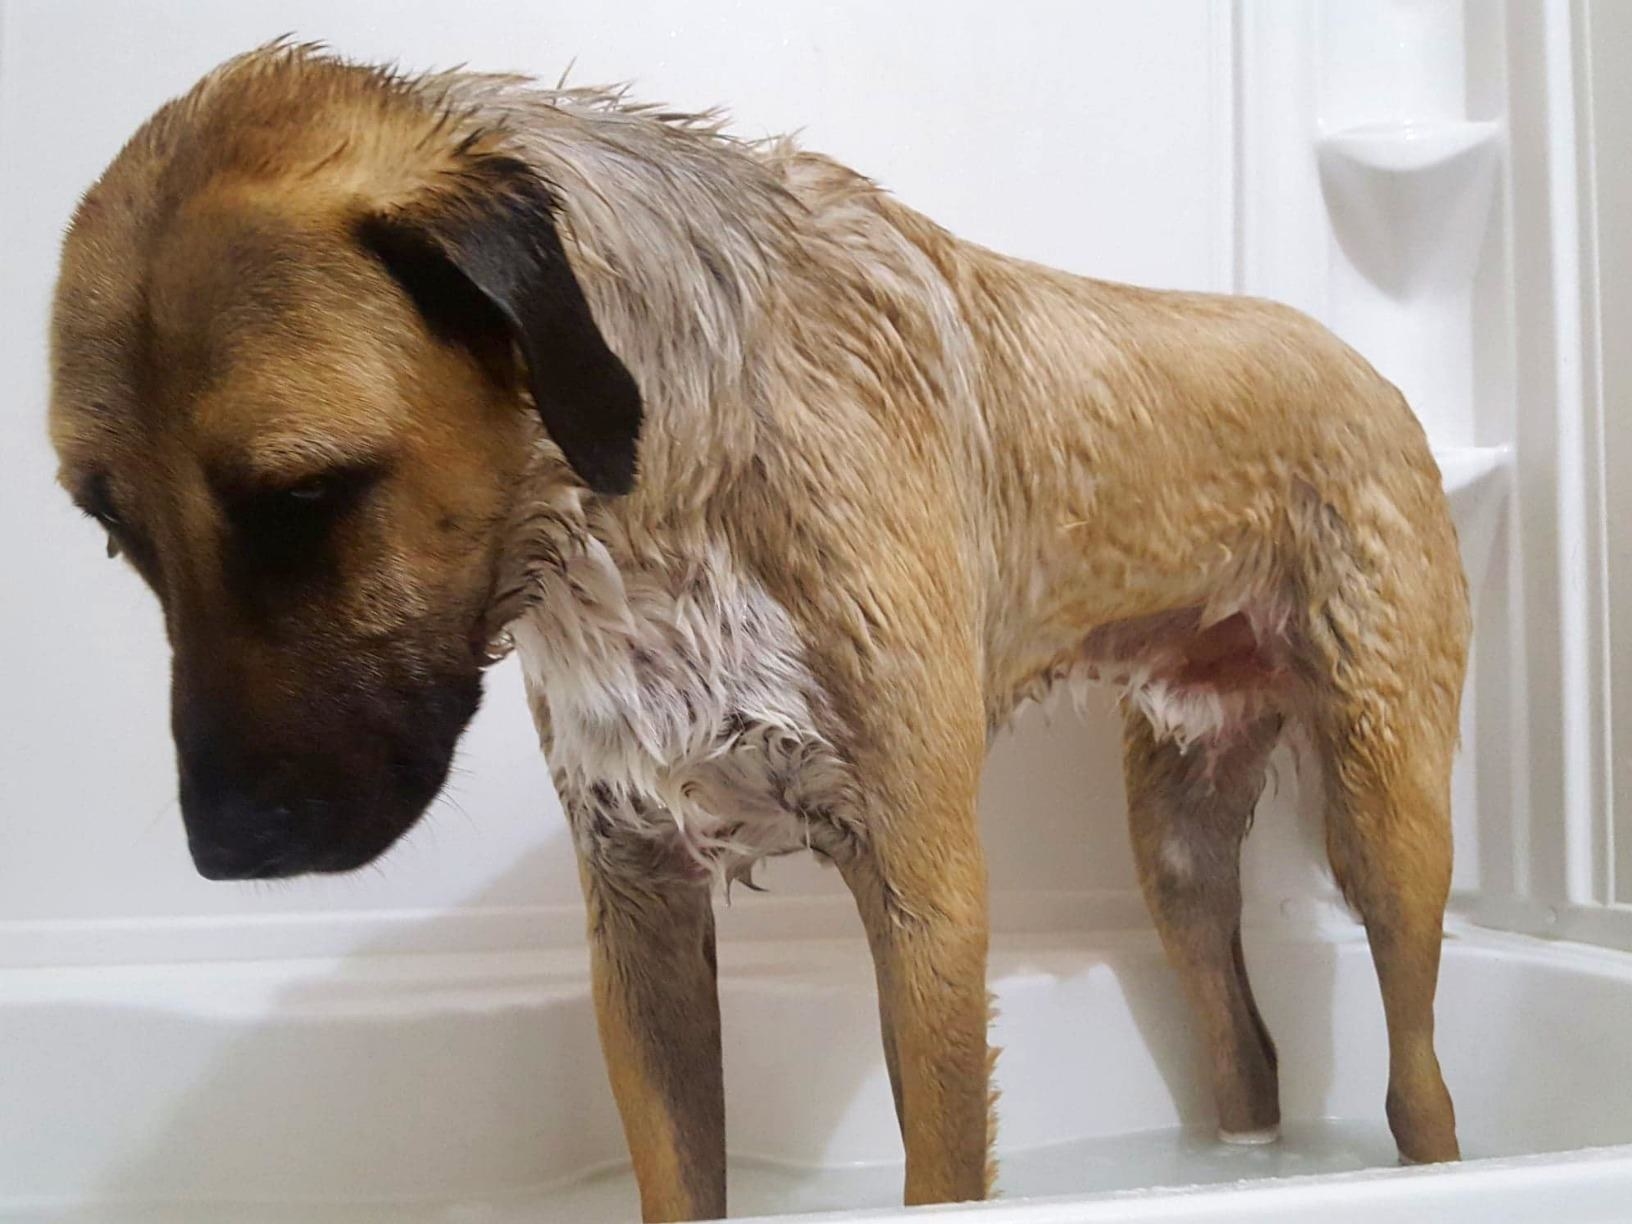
<box><xmin>29</xmin><ymin>1119</ymin><xmax>1403</xmax><ymax>1223</ymax></box>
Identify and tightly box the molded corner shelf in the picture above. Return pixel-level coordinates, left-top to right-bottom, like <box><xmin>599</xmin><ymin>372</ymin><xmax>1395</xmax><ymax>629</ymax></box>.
<box><xmin>1317</xmin><ymin>120</ymin><xmax>1505</xmax><ymax>297</ymax></box>
<box><xmin>1434</xmin><ymin>444</ymin><xmax>1512</xmax><ymax>603</ymax></box>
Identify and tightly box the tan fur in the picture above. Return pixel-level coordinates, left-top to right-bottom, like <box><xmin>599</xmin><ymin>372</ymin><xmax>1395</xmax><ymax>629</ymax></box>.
<box><xmin>50</xmin><ymin>44</ymin><xmax>1468</xmax><ymax>1220</ymax></box>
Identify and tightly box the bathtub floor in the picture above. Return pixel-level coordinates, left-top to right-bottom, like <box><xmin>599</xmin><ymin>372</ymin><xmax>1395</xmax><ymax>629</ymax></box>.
<box><xmin>35</xmin><ymin>1119</ymin><xmax>1404</xmax><ymax>1222</ymax></box>
<box><xmin>579</xmin><ymin>1119</ymin><xmax>1402</xmax><ymax>1221</ymax></box>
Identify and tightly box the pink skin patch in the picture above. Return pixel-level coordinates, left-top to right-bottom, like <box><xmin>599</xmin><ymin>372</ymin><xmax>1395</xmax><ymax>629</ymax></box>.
<box><xmin>1076</xmin><ymin>605</ymin><xmax>1293</xmax><ymax>753</ymax></box>
<box><xmin>1165</xmin><ymin>612</ymin><xmax>1284</xmax><ymax>690</ymax></box>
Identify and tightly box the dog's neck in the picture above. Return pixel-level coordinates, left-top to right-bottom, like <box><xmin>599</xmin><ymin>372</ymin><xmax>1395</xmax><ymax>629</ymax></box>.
<box><xmin>438</xmin><ymin>72</ymin><xmax>803</xmax><ymax>512</ymax></box>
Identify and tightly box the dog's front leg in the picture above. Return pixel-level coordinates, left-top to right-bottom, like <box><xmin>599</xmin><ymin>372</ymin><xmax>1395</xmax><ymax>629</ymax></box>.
<box><xmin>837</xmin><ymin>767</ymin><xmax>993</xmax><ymax>1206</ymax></box>
<box><xmin>577</xmin><ymin>837</ymin><xmax>724</xmax><ymax>1222</ymax></box>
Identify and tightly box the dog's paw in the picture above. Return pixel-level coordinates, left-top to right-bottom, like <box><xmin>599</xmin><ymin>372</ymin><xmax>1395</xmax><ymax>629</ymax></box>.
<box><xmin>1218</xmin><ymin>1126</ymin><xmax>1281</xmax><ymax>1147</ymax></box>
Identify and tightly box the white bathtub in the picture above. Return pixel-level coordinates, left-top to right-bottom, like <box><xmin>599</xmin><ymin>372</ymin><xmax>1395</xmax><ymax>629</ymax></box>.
<box><xmin>5</xmin><ymin>918</ymin><xmax>1631</xmax><ymax>1223</ymax></box>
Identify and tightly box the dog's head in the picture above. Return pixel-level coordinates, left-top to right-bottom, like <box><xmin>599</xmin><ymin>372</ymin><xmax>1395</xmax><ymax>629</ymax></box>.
<box><xmin>48</xmin><ymin>49</ymin><xmax>642</xmax><ymax>879</ymax></box>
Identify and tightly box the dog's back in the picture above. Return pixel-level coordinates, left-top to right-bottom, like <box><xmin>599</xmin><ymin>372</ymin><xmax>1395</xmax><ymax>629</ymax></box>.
<box><xmin>715</xmin><ymin>137</ymin><xmax>1467</xmax><ymax>748</ymax></box>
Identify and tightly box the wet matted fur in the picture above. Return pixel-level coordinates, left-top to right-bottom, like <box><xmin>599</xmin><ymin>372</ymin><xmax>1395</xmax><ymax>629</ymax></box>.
<box><xmin>50</xmin><ymin>43</ymin><xmax>1468</xmax><ymax>1221</ymax></box>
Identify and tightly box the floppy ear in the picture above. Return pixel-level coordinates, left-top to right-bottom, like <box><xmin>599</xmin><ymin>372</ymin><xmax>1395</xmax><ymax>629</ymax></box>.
<box><xmin>357</xmin><ymin>155</ymin><xmax>643</xmax><ymax>495</ymax></box>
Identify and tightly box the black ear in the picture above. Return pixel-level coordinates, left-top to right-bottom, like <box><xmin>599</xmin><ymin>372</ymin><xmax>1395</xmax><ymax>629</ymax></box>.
<box><xmin>357</xmin><ymin>157</ymin><xmax>643</xmax><ymax>495</ymax></box>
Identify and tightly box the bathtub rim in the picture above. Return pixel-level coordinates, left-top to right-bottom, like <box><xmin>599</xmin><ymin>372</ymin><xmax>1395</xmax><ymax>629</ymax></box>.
<box><xmin>4</xmin><ymin>919</ymin><xmax>1632</xmax><ymax>1215</ymax></box>
<box><xmin>738</xmin><ymin>1143</ymin><xmax>1632</xmax><ymax>1224</ymax></box>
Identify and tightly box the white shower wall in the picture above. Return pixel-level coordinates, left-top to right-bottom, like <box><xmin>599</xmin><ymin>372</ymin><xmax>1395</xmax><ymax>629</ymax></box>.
<box><xmin>0</xmin><ymin>1</ymin><xmax>1612</xmax><ymax>968</ymax></box>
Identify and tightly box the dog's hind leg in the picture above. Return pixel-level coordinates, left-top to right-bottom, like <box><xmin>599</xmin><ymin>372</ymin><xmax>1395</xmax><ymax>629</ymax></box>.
<box><xmin>1123</xmin><ymin>709</ymin><xmax>1284</xmax><ymax>1143</ymax></box>
<box><xmin>1299</xmin><ymin>491</ymin><xmax>1465</xmax><ymax>1166</ymax></box>
<box><xmin>1312</xmin><ymin>657</ymin><xmax>1461</xmax><ymax>1164</ymax></box>
<box><xmin>575</xmin><ymin>827</ymin><xmax>725</xmax><ymax>1222</ymax></box>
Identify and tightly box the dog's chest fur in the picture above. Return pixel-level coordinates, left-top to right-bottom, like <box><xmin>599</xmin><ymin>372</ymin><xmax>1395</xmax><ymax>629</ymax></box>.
<box><xmin>509</xmin><ymin>498</ymin><xmax>855</xmax><ymax>882</ymax></box>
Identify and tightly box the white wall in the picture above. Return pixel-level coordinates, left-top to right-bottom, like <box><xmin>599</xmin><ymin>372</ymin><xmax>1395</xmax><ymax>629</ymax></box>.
<box><xmin>1590</xmin><ymin>0</ymin><xmax>1632</xmax><ymax>906</ymax></box>
<box><xmin>0</xmin><ymin>0</ymin><xmax>1239</xmax><ymax>964</ymax></box>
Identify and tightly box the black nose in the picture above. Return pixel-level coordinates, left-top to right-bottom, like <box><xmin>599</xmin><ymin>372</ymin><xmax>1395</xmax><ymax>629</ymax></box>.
<box><xmin>175</xmin><ymin>708</ymin><xmax>312</xmax><ymax>879</ymax></box>
<box><xmin>178</xmin><ymin>781</ymin><xmax>306</xmax><ymax>880</ymax></box>
<box><xmin>187</xmin><ymin>827</ymin><xmax>295</xmax><ymax>880</ymax></box>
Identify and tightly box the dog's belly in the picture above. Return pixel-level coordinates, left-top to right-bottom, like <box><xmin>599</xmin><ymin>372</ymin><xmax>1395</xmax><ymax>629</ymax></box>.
<box><xmin>1088</xmin><ymin>606</ymin><xmax>1290</xmax><ymax>743</ymax></box>
<box><xmin>1014</xmin><ymin>601</ymin><xmax>1294</xmax><ymax>751</ymax></box>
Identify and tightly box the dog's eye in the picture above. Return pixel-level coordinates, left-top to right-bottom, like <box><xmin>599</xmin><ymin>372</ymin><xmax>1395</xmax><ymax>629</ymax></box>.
<box><xmin>283</xmin><ymin>474</ymin><xmax>344</xmax><ymax>504</ymax></box>
<box><xmin>288</xmin><ymin>461</ymin><xmax>386</xmax><ymax>504</ymax></box>
<box><xmin>223</xmin><ymin>463</ymin><xmax>384</xmax><ymax>573</ymax></box>
<box><xmin>75</xmin><ymin>485</ymin><xmax>126</xmax><ymax>559</ymax></box>
<box><xmin>237</xmin><ymin>464</ymin><xmax>383</xmax><ymax>515</ymax></box>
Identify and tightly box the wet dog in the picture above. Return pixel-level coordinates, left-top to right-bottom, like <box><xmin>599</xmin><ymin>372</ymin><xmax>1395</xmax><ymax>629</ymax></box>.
<box><xmin>50</xmin><ymin>43</ymin><xmax>1466</xmax><ymax>1221</ymax></box>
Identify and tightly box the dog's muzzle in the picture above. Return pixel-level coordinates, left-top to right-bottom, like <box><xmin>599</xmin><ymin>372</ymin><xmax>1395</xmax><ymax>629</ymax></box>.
<box><xmin>176</xmin><ymin>735</ymin><xmax>408</xmax><ymax>880</ymax></box>
<box><xmin>172</xmin><ymin>675</ymin><xmax>480</xmax><ymax>880</ymax></box>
